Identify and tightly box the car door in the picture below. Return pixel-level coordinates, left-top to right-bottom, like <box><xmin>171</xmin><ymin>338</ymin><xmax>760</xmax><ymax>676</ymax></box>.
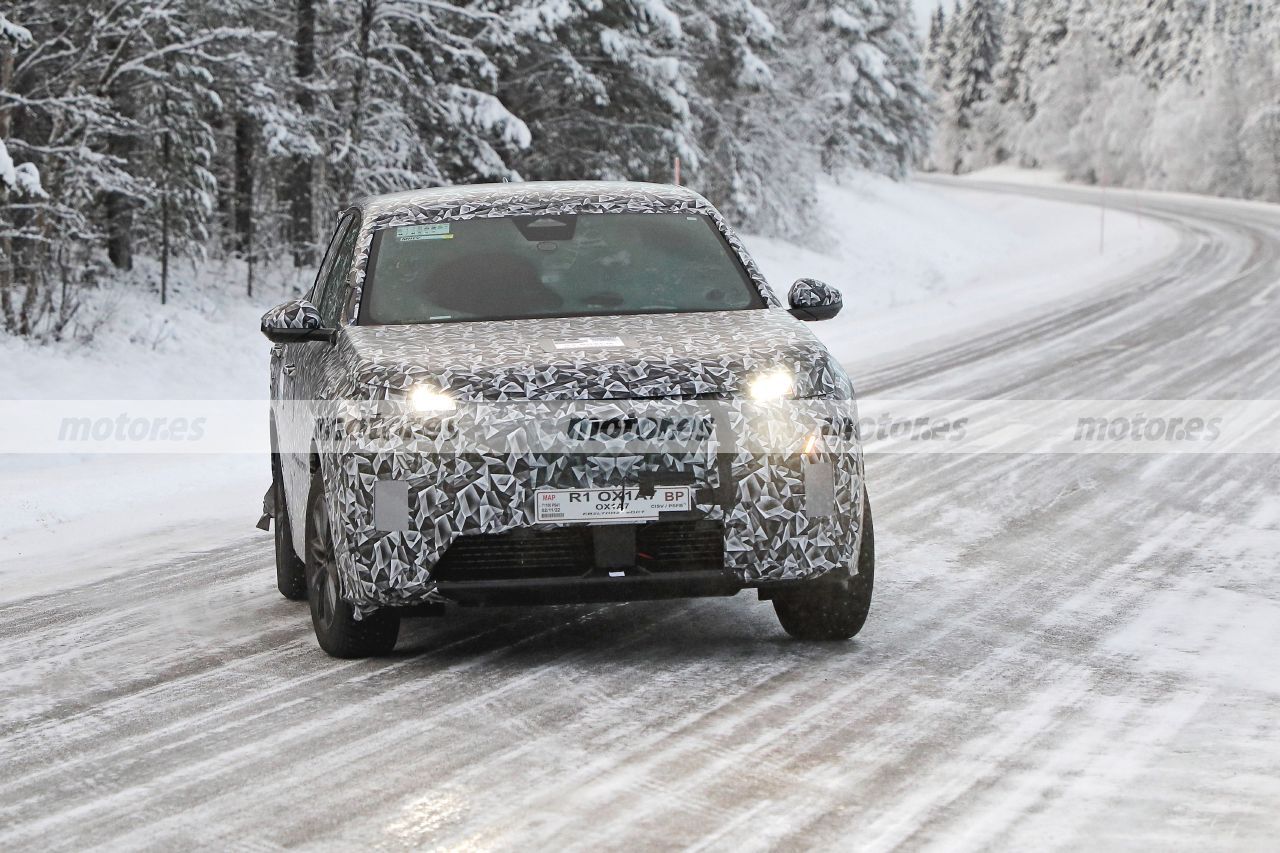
<box><xmin>277</xmin><ymin>211</ymin><xmax>361</xmax><ymax>522</ymax></box>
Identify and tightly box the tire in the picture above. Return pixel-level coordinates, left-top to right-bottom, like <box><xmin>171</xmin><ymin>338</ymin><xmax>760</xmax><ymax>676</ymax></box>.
<box><xmin>304</xmin><ymin>469</ymin><xmax>400</xmax><ymax>658</ymax></box>
<box><xmin>273</xmin><ymin>454</ymin><xmax>307</xmax><ymax>600</ymax></box>
<box><xmin>773</xmin><ymin>489</ymin><xmax>875</xmax><ymax>641</ymax></box>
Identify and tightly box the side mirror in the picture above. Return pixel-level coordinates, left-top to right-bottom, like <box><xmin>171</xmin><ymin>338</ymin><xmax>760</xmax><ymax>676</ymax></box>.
<box><xmin>787</xmin><ymin>278</ymin><xmax>842</xmax><ymax>321</ymax></box>
<box><xmin>260</xmin><ymin>299</ymin><xmax>334</xmax><ymax>343</ymax></box>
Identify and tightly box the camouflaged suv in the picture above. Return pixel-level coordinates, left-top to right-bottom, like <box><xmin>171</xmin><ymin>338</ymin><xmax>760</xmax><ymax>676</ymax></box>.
<box><xmin>259</xmin><ymin>181</ymin><xmax>873</xmax><ymax>657</ymax></box>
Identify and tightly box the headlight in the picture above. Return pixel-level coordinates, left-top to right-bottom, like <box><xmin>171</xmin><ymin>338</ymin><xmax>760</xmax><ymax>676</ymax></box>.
<box><xmin>747</xmin><ymin>369</ymin><xmax>795</xmax><ymax>401</ymax></box>
<box><xmin>408</xmin><ymin>384</ymin><xmax>457</xmax><ymax>413</ymax></box>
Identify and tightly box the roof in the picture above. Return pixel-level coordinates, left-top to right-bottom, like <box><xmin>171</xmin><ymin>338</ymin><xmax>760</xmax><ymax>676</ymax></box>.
<box><xmin>354</xmin><ymin>180</ymin><xmax>709</xmax><ymax>220</ymax></box>
<box><xmin>354</xmin><ymin>180</ymin><xmax>706</xmax><ymax>211</ymax></box>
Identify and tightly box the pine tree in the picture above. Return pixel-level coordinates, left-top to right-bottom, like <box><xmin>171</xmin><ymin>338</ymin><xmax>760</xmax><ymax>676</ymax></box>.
<box><xmin>497</xmin><ymin>0</ymin><xmax>693</xmax><ymax>183</ymax></box>
<box><xmin>288</xmin><ymin>0</ymin><xmax>317</xmax><ymax>266</ymax></box>
<box><xmin>948</xmin><ymin>0</ymin><xmax>1002</xmax><ymax>130</ymax></box>
<box><xmin>925</xmin><ymin>3</ymin><xmax>950</xmax><ymax>108</ymax></box>
<box><xmin>1024</xmin><ymin>0</ymin><xmax>1070</xmax><ymax>81</ymax></box>
<box><xmin>1117</xmin><ymin>0</ymin><xmax>1206</xmax><ymax>83</ymax></box>
<box><xmin>1</xmin><ymin>2</ymin><xmax>158</xmax><ymax>332</ymax></box>
<box><xmin>222</xmin><ymin>2</ymin><xmax>321</xmax><ymax>275</ymax></box>
<box><xmin>1239</xmin><ymin>0</ymin><xmax>1280</xmax><ymax>200</ymax></box>
<box><xmin>773</xmin><ymin>0</ymin><xmax>931</xmax><ymax>178</ymax></box>
<box><xmin>938</xmin><ymin>2</ymin><xmax>961</xmax><ymax>88</ymax></box>
<box><xmin>320</xmin><ymin>0</ymin><xmax>527</xmax><ymax>204</ymax></box>
<box><xmin>926</xmin><ymin>5</ymin><xmax>946</xmax><ymax>74</ymax></box>
<box><xmin>0</xmin><ymin>12</ymin><xmax>39</xmax><ymax>331</ymax></box>
<box><xmin>125</xmin><ymin>5</ymin><xmax>255</xmax><ymax>303</ymax></box>
<box><xmin>994</xmin><ymin>0</ymin><xmax>1031</xmax><ymax>112</ymax></box>
<box><xmin>931</xmin><ymin>0</ymin><xmax>1002</xmax><ymax>171</ymax></box>
<box><xmin>671</xmin><ymin>0</ymin><xmax>816</xmax><ymax>234</ymax></box>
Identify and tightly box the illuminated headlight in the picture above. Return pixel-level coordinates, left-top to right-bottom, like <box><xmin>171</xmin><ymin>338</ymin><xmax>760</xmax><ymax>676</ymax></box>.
<box><xmin>747</xmin><ymin>369</ymin><xmax>795</xmax><ymax>401</ymax></box>
<box><xmin>407</xmin><ymin>384</ymin><xmax>457</xmax><ymax>414</ymax></box>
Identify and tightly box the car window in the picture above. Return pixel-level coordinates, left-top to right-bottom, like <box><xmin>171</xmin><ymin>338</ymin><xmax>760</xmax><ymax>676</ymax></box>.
<box><xmin>313</xmin><ymin>213</ymin><xmax>360</xmax><ymax>326</ymax></box>
<box><xmin>359</xmin><ymin>212</ymin><xmax>764</xmax><ymax>325</ymax></box>
<box><xmin>308</xmin><ymin>215</ymin><xmax>349</xmax><ymax>305</ymax></box>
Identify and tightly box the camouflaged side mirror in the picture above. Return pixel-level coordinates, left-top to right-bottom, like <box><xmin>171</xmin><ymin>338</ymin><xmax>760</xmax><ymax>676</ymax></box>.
<box><xmin>787</xmin><ymin>278</ymin><xmax>843</xmax><ymax>321</ymax></box>
<box><xmin>260</xmin><ymin>299</ymin><xmax>334</xmax><ymax>343</ymax></box>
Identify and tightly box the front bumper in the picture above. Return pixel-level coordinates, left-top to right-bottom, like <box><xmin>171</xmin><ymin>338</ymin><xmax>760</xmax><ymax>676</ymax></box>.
<box><xmin>318</xmin><ymin>399</ymin><xmax>865</xmax><ymax>611</ymax></box>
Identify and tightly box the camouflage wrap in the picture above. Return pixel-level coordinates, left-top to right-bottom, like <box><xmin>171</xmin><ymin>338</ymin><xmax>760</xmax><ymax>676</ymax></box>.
<box><xmin>787</xmin><ymin>277</ymin><xmax>841</xmax><ymax>308</ymax></box>
<box><xmin>261</xmin><ymin>299</ymin><xmax>322</xmax><ymax>331</ymax></box>
<box><xmin>268</xmin><ymin>182</ymin><xmax>864</xmax><ymax>615</ymax></box>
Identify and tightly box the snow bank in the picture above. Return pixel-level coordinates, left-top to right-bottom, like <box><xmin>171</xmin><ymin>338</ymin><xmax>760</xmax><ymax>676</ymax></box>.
<box><xmin>744</xmin><ymin>172</ymin><xmax>1179</xmax><ymax>368</ymax></box>
<box><xmin>0</xmin><ymin>257</ymin><xmax>312</xmax><ymax>599</ymax></box>
<box><xmin>0</xmin><ymin>176</ymin><xmax>1179</xmax><ymax>600</ymax></box>
<box><xmin>0</xmin><ymin>256</ymin><xmax>308</xmax><ymax>400</ymax></box>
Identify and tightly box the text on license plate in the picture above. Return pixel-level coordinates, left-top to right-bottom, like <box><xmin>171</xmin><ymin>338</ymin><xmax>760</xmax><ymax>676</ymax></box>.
<box><xmin>535</xmin><ymin>486</ymin><xmax>692</xmax><ymax>522</ymax></box>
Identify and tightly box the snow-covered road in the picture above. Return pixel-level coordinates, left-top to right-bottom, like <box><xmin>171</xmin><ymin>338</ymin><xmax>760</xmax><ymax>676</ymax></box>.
<box><xmin>3</xmin><ymin>180</ymin><xmax>1279</xmax><ymax>849</ymax></box>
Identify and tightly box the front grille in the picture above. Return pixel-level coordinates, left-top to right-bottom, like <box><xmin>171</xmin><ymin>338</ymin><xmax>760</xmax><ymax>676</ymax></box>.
<box><xmin>636</xmin><ymin>521</ymin><xmax>724</xmax><ymax>572</ymax></box>
<box><xmin>432</xmin><ymin>520</ymin><xmax>724</xmax><ymax>582</ymax></box>
<box><xmin>433</xmin><ymin>526</ymin><xmax>592</xmax><ymax>581</ymax></box>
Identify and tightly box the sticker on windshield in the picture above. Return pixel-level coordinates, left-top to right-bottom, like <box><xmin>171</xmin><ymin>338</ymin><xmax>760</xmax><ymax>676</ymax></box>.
<box><xmin>396</xmin><ymin>223</ymin><xmax>453</xmax><ymax>241</ymax></box>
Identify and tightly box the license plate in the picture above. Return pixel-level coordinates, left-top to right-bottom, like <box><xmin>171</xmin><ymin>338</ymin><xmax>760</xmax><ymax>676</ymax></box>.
<box><xmin>535</xmin><ymin>486</ymin><xmax>692</xmax><ymax>522</ymax></box>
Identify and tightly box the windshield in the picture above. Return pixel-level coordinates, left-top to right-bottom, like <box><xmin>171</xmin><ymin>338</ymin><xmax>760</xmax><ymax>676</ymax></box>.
<box><xmin>359</xmin><ymin>212</ymin><xmax>765</xmax><ymax>325</ymax></box>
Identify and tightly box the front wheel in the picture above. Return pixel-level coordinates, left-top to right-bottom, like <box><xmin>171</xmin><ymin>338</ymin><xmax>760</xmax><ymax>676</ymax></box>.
<box><xmin>773</xmin><ymin>489</ymin><xmax>875</xmax><ymax>641</ymax></box>
<box><xmin>305</xmin><ymin>470</ymin><xmax>400</xmax><ymax>658</ymax></box>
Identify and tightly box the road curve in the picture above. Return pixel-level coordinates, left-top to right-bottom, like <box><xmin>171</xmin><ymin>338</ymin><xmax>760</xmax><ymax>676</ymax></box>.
<box><xmin>2</xmin><ymin>181</ymin><xmax>1279</xmax><ymax>851</ymax></box>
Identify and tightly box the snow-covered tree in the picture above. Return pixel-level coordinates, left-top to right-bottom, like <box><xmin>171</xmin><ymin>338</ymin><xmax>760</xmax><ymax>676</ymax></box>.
<box><xmin>1076</xmin><ymin>72</ymin><xmax>1153</xmax><ymax>186</ymax></box>
<box><xmin>1012</xmin><ymin>0</ymin><xmax>1070</xmax><ymax>101</ymax></box>
<box><xmin>0</xmin><ymin>13</ymin><xmax>40</xmax><ymax>332</ymax></box>
<box><xmin>497</xmin><ymin>0</ymin><xmax>693</xmax><ymax>183</ymax></box>
<box><xmin>1113</xmin><ymin>0</ymin><xmax>1207</xmax><ymax>84</ymax></box>
<box><xmin>671</xmin><ymin>0</ymin><xmax>816</xmax><ymax>234</ymax></box>
<box><xmin>922</xmin><ymin>3</ymin><xmax>955</xmax><ymax>169</ymax></box>
<box><xmin>1</xmin><ymin>0</ymin><xmax>943</xmax><ymax>339</ymax></box>
<box><xmin>0</xmin><ymin>17</ymin><xmax>39</xmax><ymax>206</ymax></box>
<box><xmin>774</xmin><ymin>0</ymin><xmax>931</xmax><ymax>178</ymax></box>
<box><xmin>1238</xmin><ymin>5</ymin><xmax>1280</xmax><ymax>201</ymax></box>
<box><xmin>923</xmin><ymin>0</ymin><xmax>1279</xmax><ymax>205</ymax></box>
<box><xmin>288</xmin><ymin>0</ymin><xmax>319</xmax><ymax>266</ymax></box>
<box><xmin>926</xmin><ymin>5</ymin><xmax>946</xmax><ymax>76</ymax></box>
<box><xmin>1014</xmin><ymin>28</ymin><xmax>1107</xmax><ymax>175</ymax></box>
<box><xmin>0</xmin><ymin>3</ymin><xmax>153</xmax><ymax>334</ymax></box>
<box><xmin>931</xmin><ymin>0</ymin><xmax>1002</xmax><ymax>171</ymax></box>
<box><xmin>122</xmin><ymin>5</ymin><xmax>261</xmax><ymax>302</ymax></box>
<box><xmin>320</xmin><ymin>0</ymin><xmax>528</xmax><ymax>201</ymax></box>
<box><xmin>0</xmin><ymin>19</ymin><xmax>40</xmax><ymax>203</ymax></box>
<box><xmin>948</xmin><ymin>0</ymin><xmax>1001</xmax><ymax>128</ymax></box>
<box><xmin>993</xmin><ymin>0</ymin><xmax>1030</xmax><ymax>112</ymax></box>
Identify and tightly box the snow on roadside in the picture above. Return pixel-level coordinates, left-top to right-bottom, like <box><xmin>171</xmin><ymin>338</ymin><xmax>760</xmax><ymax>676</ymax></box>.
<box><xmin>0</xmin><ymin>255</ymin><xmax>307</xmax><ymax>400</ymax></box>
<box><xmin>958</xmin><ymin>164</ymin><xmax>1071</xmax><ymax>186</ymax></box>
<box><xmin>744</xmin><ymin>172</ymin><xmax>1179</xmax><ymax>368</ymax></box>
<box><xmin>0</xmin><ymin>256</ymin><xmax>308</xmax><ymax>600</ymax></box>
<box><xmin>0</xmin><ymin>175</ymin><xmax>1180</xmax><ymax>601</ymax></box>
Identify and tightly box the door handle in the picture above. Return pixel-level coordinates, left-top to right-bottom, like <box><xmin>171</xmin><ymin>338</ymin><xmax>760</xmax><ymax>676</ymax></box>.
<box><xmin>282</xmin><ymin>363</ymin><xmax>297</xmax><ymax>377</ymax></box>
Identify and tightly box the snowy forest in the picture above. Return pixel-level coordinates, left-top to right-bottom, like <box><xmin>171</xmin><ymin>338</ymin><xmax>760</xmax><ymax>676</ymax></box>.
<box><xmin>2</xmin><ymin>0</ymin><xmax>1279</xmax><ymax>344</ymax></box>
<box><xmin>0</xmin><ymin>0</ymin><xmax>928</xmax><ymax>339</ymax></box>
<box><xmin>927</xmin><ymin>0</ymin><xmax>1280</xmax><ymax>200</ymax></box>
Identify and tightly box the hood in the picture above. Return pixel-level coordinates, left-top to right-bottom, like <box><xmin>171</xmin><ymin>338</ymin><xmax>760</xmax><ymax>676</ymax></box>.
<box><xmin>339</xmin><ymin>309</ymin><xmax>851</xmax><ymax>401</ymax></box>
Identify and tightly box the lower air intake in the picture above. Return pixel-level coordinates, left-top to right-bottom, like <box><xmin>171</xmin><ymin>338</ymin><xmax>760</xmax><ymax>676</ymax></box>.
<box><xmin>431</xmin><ymin>520</ymin><xmax>724</xmax><ymax>582</ymax></box>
